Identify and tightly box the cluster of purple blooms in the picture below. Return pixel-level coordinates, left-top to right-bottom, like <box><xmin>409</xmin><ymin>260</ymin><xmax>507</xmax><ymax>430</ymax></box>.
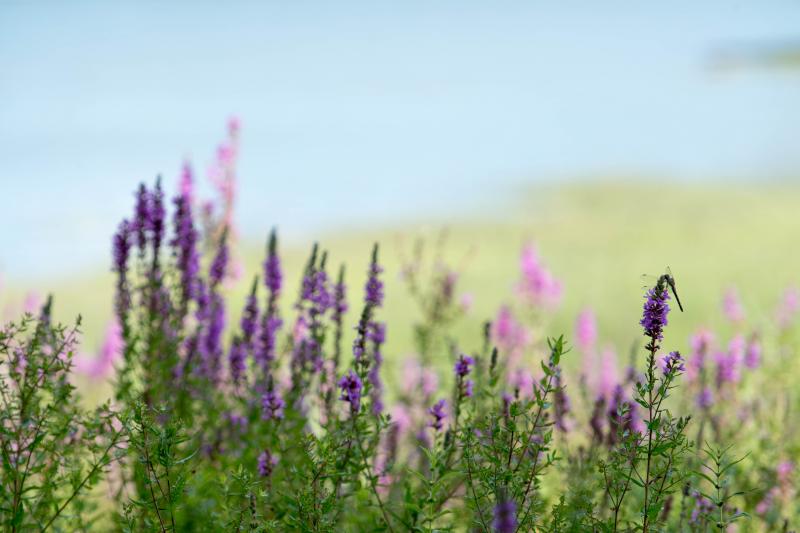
<box><xmin>640</xmin><ymin>283</ymin><xmax>671</xmax><ymax>347</ymax></box>
<box><xmin>338</xmin><ymin>245</ymin><xmax>386</xmax><ymax>416</ymax></box>
<box><xmin>257</xmin><ymin>449</ymin><xmax>277</xmax><ymax>478</ymax></box>
<box><xmin>338</xmin><ymin>370</ymin><xmax>363</xmax><ymax>414</ymax></box>
<box><xmin>428</xmin><ymin>399</ymin><xmax>447</xmax><ymax>431</ymax></box>
<box><xmin>170</xmin><ymin>182</ymin><xmax>200</xmax><ymax>305</ymax></box>
<box><xmin>103</xmin><ymin>144</ymin><xmax>798</xmax><ymax>529</ymax></box>
<box><xmin>365</xmin><ymin>259</ymin><xmax>384</xmax><ymax>308</ymax></box>
<box><xmin>454</xmin><ymin>354</ymin><xmax>475</xmax><ymax>398</ymax></box>
<box><xmin>256</xmin><ymin>231</ymin><xmax>283</xmax><ymax>371</ymax></box>
<box><xmin>261</xmin><ymin>389</ymin><xmax>286</xmax><ymax>420</ymax></box>
<box><xmin>112</xmin><ymin>170</ymin><xmax>297</xmax><ymax>423</ymax></box>
<box><xmin>367</xmin><ymin>321</ymin><xmax>387</xmax><ymax>413</ymax></box>
<box><xmin>661</xmin><ymin>351</ymin><xmax>685</xmax><ymax>376</ymax></box>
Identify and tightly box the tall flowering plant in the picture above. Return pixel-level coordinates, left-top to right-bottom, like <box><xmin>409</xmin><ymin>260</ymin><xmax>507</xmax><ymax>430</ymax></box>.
<box><xmin>8</xmin><ymin>122</ymin><xmax>786</xmax><ymax>530</ymax></box>
<box><xmin>0</xmin><ymin>307</ymin><xmax>126</xmax><ymax>531</ymax></box>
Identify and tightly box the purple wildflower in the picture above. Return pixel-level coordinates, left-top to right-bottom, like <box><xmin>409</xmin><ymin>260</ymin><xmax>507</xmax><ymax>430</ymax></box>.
<box><xmin>715</xmin><ymin>350</ymin><xmax>740</xmax><ymax>387</ymax></box>
<box><xmin>194</xmin><ymin>279</ymin><xmax>210</xmax><ymax>325</ymax></box>
<box><xmin>338</xmin><ymin>370</ymin><xmax>363</xmax><ymax>414</ymax></box>
<box><xmin>257</xmin><ymin>315</ymin><xmax>282</xmax><ymax>369</ymax></box>
<box><xmin>264</xmin><ymin>230</ymin><xmax>282</xmax><ymax>295</ymax></box>
<box><xmin>368</xmin><ymin>321</ymin><xmax>386</xmax><ymax>345</ymax></box>
<box><xmin>170</xmin><ymin>192</ymin><xmax>199</xmax><ymax>305</ymax></box>
<box><xmin>261</xmin><ymin>389</ymin><xmax>286</xmax><ymax>420</ymax></box>
<box><xmin>464</xmin><ymin>379</ymin><xmax>474</xmax><ymax>398</ymax></box>
<box><xmin>150</xmin><ymin>178</ymin><xmax>165</xmax><ymax>258</ymax></box>
<box><xmin>492</xmin><ymin>498</ymin><xmax>517</xmax><ymax>533</ymax></box>
<box><xmin>291</xmin><ymin>336</ymin><xmax>320</xmax><ymax>376</ymax></box>
<box><xmin>152</xmin><ymin>284</ymin><xmax>175</xmax><ymax>341</ymax></box>
<box><xmin>240</xmin><ymin>278</ymin><xmax>259</xmax><ymax>344</ymax></box>
<box><xmin>257</xmin><ymin>449</ymin><xmax>278</xmax><ymax>478</ymax></box>
<box><xmin>209</xmin><ymin>230</ymin><xmax>229</xmax><ymax>287</ymax></box>
<box><xmin>428</xmin><ymin>399</ymin><xmax>447</xmax><ymax>431</ymax></box>
<box><xmin>661</xmin><ymin>351</ymin><xmax>685</xmax><ymax>376</ymax></box>
<box><xmin>256</xmin><ymin>233</ymin><xmax>282</xmax><ymax>371</ymax></box>
<box><xmin>331</xmin><ymin>265</ymin><xmax>348</xmax><ymax>376</ymax></box>
<box><xmin>308</xmin><ymin>269</ymin><xmax>332</xmax><ymax>316</ymax></box>
<box><xmin>112</xmin><ymin>219</ymin><xmax>132</xmax><ymax>320</ymax></box>
<box><xmin>182</xmin><ymin>279</ymin><xmax>210</xmax><ymax>379</ymax></box>
<box><xmin>228</xmin><ymin>337</ymin><xmax>246</xmax><ymax>385</ymax></box>
<box><xmin>203</xmin><ymin>292</ymin><xmax>225</xmax><ymax>383</ymax></box>
<box><xmin>640</xmin><ymin>285</ymin><xmax>671</xmax><ymax>345</ymax></box>
<box><xmin>454</xmin><ymin>354</ymin><xmax>475</xmax><ymax>378</ymax></box>
<box><xmin>454</xmin><ymin>354</ymin><xmax>475</xmax><ymax>398</ymax></box>
<box><xmin>365</xmin><ymin>246</ymin><xmax>384</xmax><ymax>308</ymax></box>
<box><xmin>333</xmin><ymin>269</ymin><xmax>348</xmax><ymax>322</ymax></box>
<box><xmin>353</xmin><ymin>245</ymin><xmax>384</xmax><ymax>369</ymax></box>
<box><xmin>368</xmin><ymin>321</ymin><xmax>386</xmax><ymax>414</ymax></box>
<box><xmin>133</xmin><ymin>183</ymin><xmax>150</xmax><ymax>255</ymax></box>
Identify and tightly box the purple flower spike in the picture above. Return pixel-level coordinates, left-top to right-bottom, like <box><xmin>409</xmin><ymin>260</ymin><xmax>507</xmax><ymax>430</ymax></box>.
<box><xmin>257</xmin><ymin>450</ymin><xmax>278</xmax><ymax>478</ymax></box>
<box><xmin>261</xmin><ymin>390</ymin><xmax>286</xmax><ymax>420</ymax></box>
<box><xmin>150</xmin><ymin>178</ymin><xmax>165</xmax><ymax>257</ymax></box>
<box><xmin>338</xmin><ymin>370</ymin><xmax>363</xmax><ymax>414</ymax></box>
<box><xmin>428</xmin><ymin>399</ymin><xmax>447</xmax><ymax>431</ymax></box>
<box><xmin>464</xmin><ymin>379</ymin><xmax>474</xmax><ymax>398</ymax></box>
<box><xmin>264</xmin><ymin>229</ymin><xmax>283</xmax><ymax>295</ymax></box>
<box><xmin>641</xmin><ymin>286</ymin><xmax>671</xmax><ymax>343</ymax></box>
<box><xmin>492</xmin><ymin>498</ymin><xmax>517</xmax><ymax>533</ymax></box>
<box><xmin>661</xmin><ymin>351</ymin><xmax>685</xmax><ymax>376</ymax></box>
<box><xmin>112</xmin><ymin>219</ymin><xmax>132</xmax><ymax>320</ymax></box>
<box><xmin>309</xmin><ymin>269</ymin><xmax>332</xmax><ymax>316</ymax></box>
<box><xmin>203</xmin><ymin>292</ymin><xmax>225</xmax><ymax>383</ymax></box>
<box><xmin>454</xmin><ymin>354</ymin><xmax>474</xmax><ymax>377</ymax></box>
<box><xmin>209</xmin><ymin>230</ymin><xmax>229</xmax><ymax>287</ymax></box>
<box><xmin>257</xmin><ymin>315</ymin><xmax>282</xmax><ymax>368</ymax></box>
<box><xmin>240</xmin><ymin>278</ymin><xmax>259</xmax><ymax>344</ymax></box>
<box><xmin>715</xmin><ymin>350</ymin><xmax>740</xmax><ymax>387</ymax></box>
<box><xmin>365</xmin><ymin>245</ymin><xmax>384</xmax><ymax>308</ymax></box>
<box><xmin>133</xmin><ymin>183</ymin><xmax>150</xmax><ymax>255</ymax></box>
<box><xmin>228</xmin><ymin>337</ymin><xmax>246</xmax><ymax>385</ymax></box>
<box><xmin>367</xmin><ymin>321</ymin><xmax>386</xmax><ymax>414</ymax></box>
<box><xmin>170</xmin><ymin>192</ymin><xmax>199</xmax><ymax>305</ymax></box>
<box><xmin>333</xmin><ymin>273</ymin><xmax>348</xmax><ymax>321</ymax></box>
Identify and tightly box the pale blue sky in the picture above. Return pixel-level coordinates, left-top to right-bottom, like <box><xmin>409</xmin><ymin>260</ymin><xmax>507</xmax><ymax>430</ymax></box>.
<box><xmin>1</xmin><ymin>1</ymin><xmax>800</xmax><ymax>278</ymax></box>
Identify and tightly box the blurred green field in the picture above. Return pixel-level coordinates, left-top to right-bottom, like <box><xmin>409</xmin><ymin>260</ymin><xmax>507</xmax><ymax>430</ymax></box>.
<box><xmin>5</xmin><ymin>180</ymin><xmax>800</xmax><ymax>390</ymax></box>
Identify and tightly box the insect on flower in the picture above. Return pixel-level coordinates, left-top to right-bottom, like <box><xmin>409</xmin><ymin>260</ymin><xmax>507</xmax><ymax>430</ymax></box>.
<box><xmin>641</xmin><ymin>266</ymin><xmax>684</xmax><ymax>312</ymax></box>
